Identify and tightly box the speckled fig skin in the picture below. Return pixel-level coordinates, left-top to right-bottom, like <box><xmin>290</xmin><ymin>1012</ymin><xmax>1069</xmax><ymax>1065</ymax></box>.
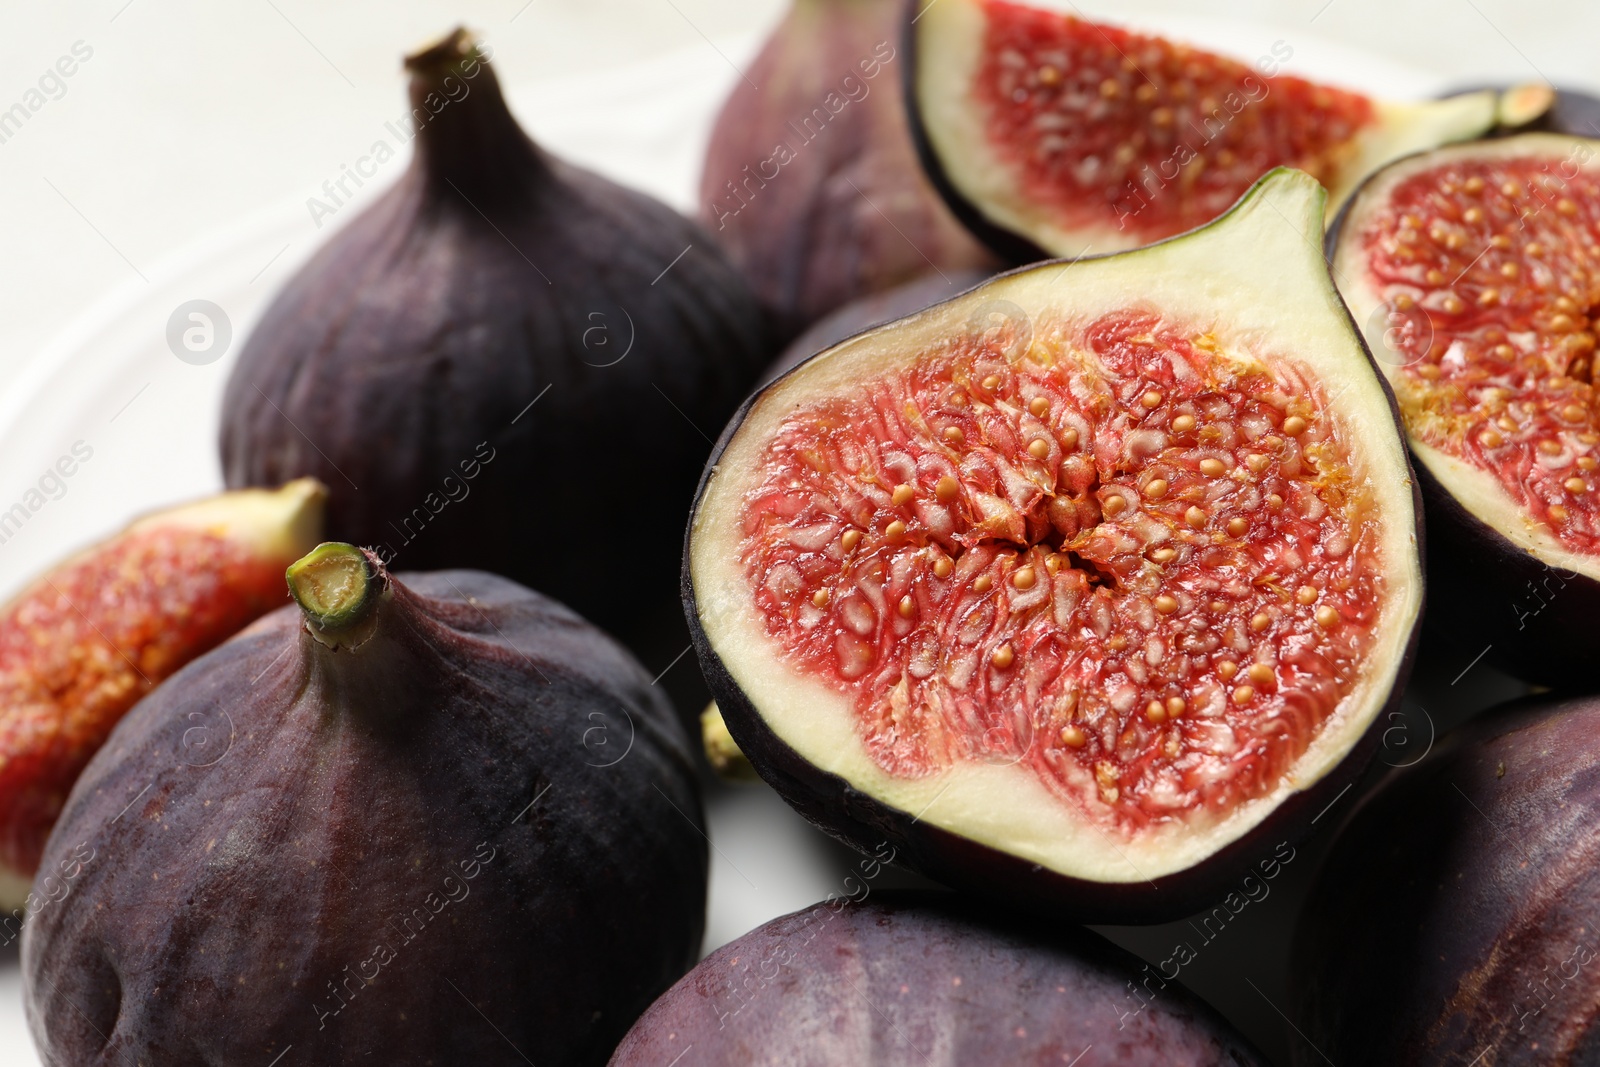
<box><xmin>22</xmin><ymin>553</ymin><xmax>707</xmax><ymax>1067</ymax></box>
<box><xmin>1293</xmin><ymin>697</ymin><xmax>1600</xmax><ymax>1066</ymax></box>
<box><xmin>700</xmin><ymin>0</ymin><xmax>1001</xmax><ymax>333</ymax></box>
<box><xmin>609</xmin><ymin>891</ymin><xmax>1269</xmax><ymax>1066</ymax></box>
<box><xmin>220</xmin><ymin>30</ymin><xmax>772</xmax><ymax>674</ymax></box>
<box><xmin>1326</xmin><ymin>183</ymin><xmax>1600</xmax><ymax>689</ymax></box>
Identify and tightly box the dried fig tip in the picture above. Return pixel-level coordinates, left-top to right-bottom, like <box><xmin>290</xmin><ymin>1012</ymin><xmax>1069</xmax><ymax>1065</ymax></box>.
<box><xmin>402</xmin><ymin>25</ymin><xmax>479</xmax><ymax>74</ymax></box>
<box><xmin>285</xmin><ymin>542</ymin><xmax>383</xmax><ymax>642</ymax></box>
<box><xmin>402</xmin><ymin>25</ymin><xmax>541</xmax><ymax>196</ymax></box>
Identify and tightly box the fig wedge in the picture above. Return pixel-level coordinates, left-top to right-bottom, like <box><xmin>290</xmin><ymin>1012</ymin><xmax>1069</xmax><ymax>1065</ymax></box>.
<box><xmin>909</xmin><ymin>0</ymin><xmax>1515</xmax><ymax>259</ymax></box>
<box><xmin>1329</xmin><ymin>132</ymin><xmax>1600</xmax><ymax>685</ymax></box>
<box><xmin>685</xmin><ymin>169</ymin><xmax>1422</xmax><ymax>921</ymax></box>
<box><xmin>0</xmin><ymin>478</ymin><xmax>324</xmax><ymax>909</ymax></box>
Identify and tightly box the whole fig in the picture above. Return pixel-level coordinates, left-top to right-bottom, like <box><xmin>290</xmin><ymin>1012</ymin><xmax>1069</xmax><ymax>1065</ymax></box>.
<box><xmin>699</xmin><ymin>0</ymin><xmax>999</xmax><ymax>331</ymax></box>
<box><xmin>221</xmin><ymin>29</ymin><xmax>773</xmax><ymax>668</ymax></box>
<box><xmin>22</xmin><ymin>542</ymin><xmax>707</xmax><ymax>1066</ymax></box>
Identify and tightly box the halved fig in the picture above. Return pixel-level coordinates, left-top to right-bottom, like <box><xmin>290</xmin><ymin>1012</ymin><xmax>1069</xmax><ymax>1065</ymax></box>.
<box><xmin>1329</xmin><ymin>133</ymin><xmax>1600</xmax><ymax>685</ymax></box>
<box><xmin>611</xmin><ymin>891</ymin><xmax>1269</xmax><ymax>1065</ymax></box>
<box><xmin>0</xmin><ymin>479</ymin><xmax>325</xmax><ymax>909</ymax></box>
<box><xmin>685</xmin><ymin>169</ymin><xmax>1422</xmax><ymax>921</ymax></box>
<box><xmin>909</xmin><ymin>0</ymin><xmax>1513</xmax><ymax>259</ymax></box>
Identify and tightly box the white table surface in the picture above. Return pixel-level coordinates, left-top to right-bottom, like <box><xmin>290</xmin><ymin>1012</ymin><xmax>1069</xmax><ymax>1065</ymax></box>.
<box><xmin>0</xmin><ymin>1</ymin><xmax>1593</xmax><ymax>1063</ymax></box>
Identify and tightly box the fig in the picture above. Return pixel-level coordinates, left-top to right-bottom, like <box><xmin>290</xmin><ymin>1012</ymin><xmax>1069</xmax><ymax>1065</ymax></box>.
<box><xmin>684</xmin><ymin>168</ymin><xmax>1423</xmax><ymax>922</ymax></box>
<box><xmin>0</xmin><ymin>477</ymin><xmax>324</xmax><ymax>910</ymax></box>
<box><xmin>22</xmin><ymin>542</ymin><xmax>706</xmax><ymax>1066</ymax></box>
<box><xmin>699</xmin><ymin>0</ymin><xmax>1000</xmax><ymax>331</ymax></box>
<box><xmin>908</xmin><ymin>0</ymin><xmax>1517</xmax><ymax>260</ymax></box>
<box><xmin>220</xmin><ymin>28</ymin><xmax>773</xmax><ymax>663</ymax></box>
<box><xmin>610</xmin><ymin>890</ymin><xmax>1269</xmax><ymax>1065</ymax></box>
<box><xmin>1328</xmin><ymin>132</ymin><xmax>1600</xmax><ymax>686</ymax></box>
<box><xmin>1293</xmin><ymin>695</ymin><xmax>1600</xmax><ymax>1065</ymax></box>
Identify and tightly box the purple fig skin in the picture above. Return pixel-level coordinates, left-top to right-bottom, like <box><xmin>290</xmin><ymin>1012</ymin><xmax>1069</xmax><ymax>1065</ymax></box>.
<box><xmin>220</xmin><ymin>30</ymin><xmax>773</xmax><ymax>669</ymax></box>
<box><xmin>681</xmin><ymin>258</ymin><xmax>1426</xmax><ymax>923</ymax></box>
<box><xmin>609</xmin><ymin>891</ymin><xmax>1269</xmax><ymax>1066</ymax></box>
<box><xmin>1293</xmin><ymin>696</ymin><xmax>1600</xmax><ymax>1065</ymax></box>
<box><xmin>699</xmin><ymin>0</ymin><xmax>1002</xmax><ymax>332</ymax></box>
<box><xmin>21</xmin><ymin>553</ymin><xmax>707</xmax><ymax>1067</ymax></box>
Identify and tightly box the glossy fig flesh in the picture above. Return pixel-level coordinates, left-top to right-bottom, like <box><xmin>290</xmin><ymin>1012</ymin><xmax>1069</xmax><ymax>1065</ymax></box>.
<box><xmin>1294</xmin><ymin>696</ymin><xmax>1600</xmax><ymax>1065</ymax></box>
<box><xmin>686</xmin><ymin>169</ymin><xmax>1422</xmax><ymax>922</ymax></box>
<box><xmin>0</xmin><ymin>478</ymin><xmax>324</xmax><ymax>910</ymax></box>
<box><xmin>611</xmin><ymin>891</ymin><xmax>1268</xmax><ymax>1066</ymax></box>
<box><xmin>701</xmin><ymin>0</ymin><xmax>1000</xmax><ymax>331</ymax></box>
<box><xmin>1329</xmin><ymin>133</ymin><xmax>1600</xmax><ymax>685</ymax></box>
<box><xmin>220</xmin><ymin>30</ymin><xmax>772</xmax><ymax>677</ymax></box>
<box><xmin>22</xmin><ymin>543</ymin><xmax>706</xmax><ymax>1067</ymax></box>
<box><xmin>909</xmin><ymin>0</ymin><xmax>1510</xmax><ymax>260</ymax></box>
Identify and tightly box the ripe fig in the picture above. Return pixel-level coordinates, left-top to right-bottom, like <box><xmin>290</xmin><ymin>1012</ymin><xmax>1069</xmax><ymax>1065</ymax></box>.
<box><xmin>220</xmin><ymin>29</ymin><xmax>772</xmax><ymax>666</ymax></box>
<box><xmin>908</xmin><ymin>0</ymin><xmax>1518</xmax><ymax>260</ymax></box>
<box><xmin>22</xmin><ymin>542</ymin><xmax>706</xmax><ymax>1066</ymax></box>
<box><xmin>610</xmin><ymin>891</ymin><xmax>1269</xmax><ymax>1065</ymax></box>
<box><xmin>1293</xmin><ymin>696</ymin><xmax>1600</xmax><ymax>1065</ymax></box>
<box><xmin>0</xmin><ymin>477</ymin><xmax>324</xmax><ymax>909</ymax></box>
<box><xmin>684</xmin><ymin>169</ymin><xmax>1423</xmax><ymax>922</ymax></box>
<box><xmin>1328</xmin><ymin>133</ymin><xmax>1600</xmax><ymax>686</ymax></box>
<box><xmin>700</xmin><ymin>0</ymin><xmax>1000</xmax><ymax>331</ymax></box>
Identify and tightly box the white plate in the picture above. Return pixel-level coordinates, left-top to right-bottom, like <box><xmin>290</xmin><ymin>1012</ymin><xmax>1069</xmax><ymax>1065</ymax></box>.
<box><xmin>0</xmin><ymin>19</ymin><xmax>1454</xmax><ymax>1064</ymax></box>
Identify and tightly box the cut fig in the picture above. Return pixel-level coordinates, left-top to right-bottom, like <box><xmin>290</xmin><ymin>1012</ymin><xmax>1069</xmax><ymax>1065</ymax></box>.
<box><xmin>23</xmin><ymin>543</ymin><xmax>705</xmax><ymax>1066</ymax></box>
<box><xmin>0</xmin><ymin>478</ymin><xmax>324</xmax><ymax>910</ymax></box>
<box><xmin>686</xmin><ymin>169</ymin><xmax>1422</xmax><ymax>921</ymax></box>
<box><xmin>700</xmin><ymin>0</ymin><xmax>1000</xmax><ymax>330</ymax></box>
<box><xmin>1294</xmin><ymin>695</ymin><xmax>1600</xmax><ymax>1064</ymax></box>
<box><xmin>909</xmin><ymin>0</ymin><xmax>1511</xmax><ymax>259</ymax></box>
<box><xmin>1329</xmin><ymin>132</ymin><xmax>1600</xmax><ymax>684</ymax></box>
<box><xmin>611</xmin><ymin>891</ymin><xmax>1269</xmax><ymax>1065</ymax></box>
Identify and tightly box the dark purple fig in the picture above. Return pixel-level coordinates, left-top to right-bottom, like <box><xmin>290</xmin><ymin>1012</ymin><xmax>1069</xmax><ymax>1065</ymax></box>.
<box><xmin>610</xmin><ymin>891</ymin><xmax>1269</xmax><ymax>1065</ymax></box>
<box><xmin>22</xmin><ymin>542</ymin><xmax>706</xmax><ymax>1067</ymax></box>
<box><xmin>700</xmin><ymin>0</ymin><xmax>1000</xmax><ymax>332</ymax></box>
<box><xmin>1327</xmin><ymin>133</ymin><xmax>1600</xmax><ymax>687</ymax></box>
<box><xmin>1293</xmin><ymin>696</ymin><xmax>1600</xmax><ymax>1065</ymax></box>
<box><xmin>220</xmin><ymin>29</ymin><xmax>773</xmax><ymax>675</ymax></box>
<box><xmin>684</xmin><ymin>170</ymin><xmax>1424</xmax><ymax>922</ymax></box>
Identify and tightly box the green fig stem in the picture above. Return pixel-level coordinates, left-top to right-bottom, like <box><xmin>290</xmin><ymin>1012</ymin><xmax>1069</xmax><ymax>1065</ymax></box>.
<box><xmin>287</xmin><ymin>543</ymin><xmax>381</xmax><ymax>639</ymax></box>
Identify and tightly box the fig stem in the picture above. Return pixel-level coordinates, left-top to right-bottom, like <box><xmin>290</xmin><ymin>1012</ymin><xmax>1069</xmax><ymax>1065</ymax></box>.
<box><xmin>286</xmin><ymin>543</ymin><xmax>379</xmax><ymax>635</ymax></box>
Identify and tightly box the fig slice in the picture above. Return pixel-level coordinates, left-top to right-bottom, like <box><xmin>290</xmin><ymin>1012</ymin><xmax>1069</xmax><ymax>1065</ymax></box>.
<box><xmin>686</xmin><ymin>168</ymin><xmax>1422</xmax><ymax>921</ymax></box>
<box><xmin>908</xmin><ymin>0</ymin><xmax>1515</xmax><ymax>259</ymax></box>
<box><xmin>1328</xmin><ymin>133</ymin><xmax>1600</xmax><ymax>684</ymax></box>
<box><xmin>611</xmin><ymin>891</ymin><xmax>1269</xmax><ymax>1066</ymax></box>
<box><xmin>0</xmin><ymin>478</ymin><xmax>324</xmax><ymax>909</ymax></box>
<box><xmin>23</xmin><ymin>543</ymin><xmax>706</xmax><ymax>1066</ymax></box>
